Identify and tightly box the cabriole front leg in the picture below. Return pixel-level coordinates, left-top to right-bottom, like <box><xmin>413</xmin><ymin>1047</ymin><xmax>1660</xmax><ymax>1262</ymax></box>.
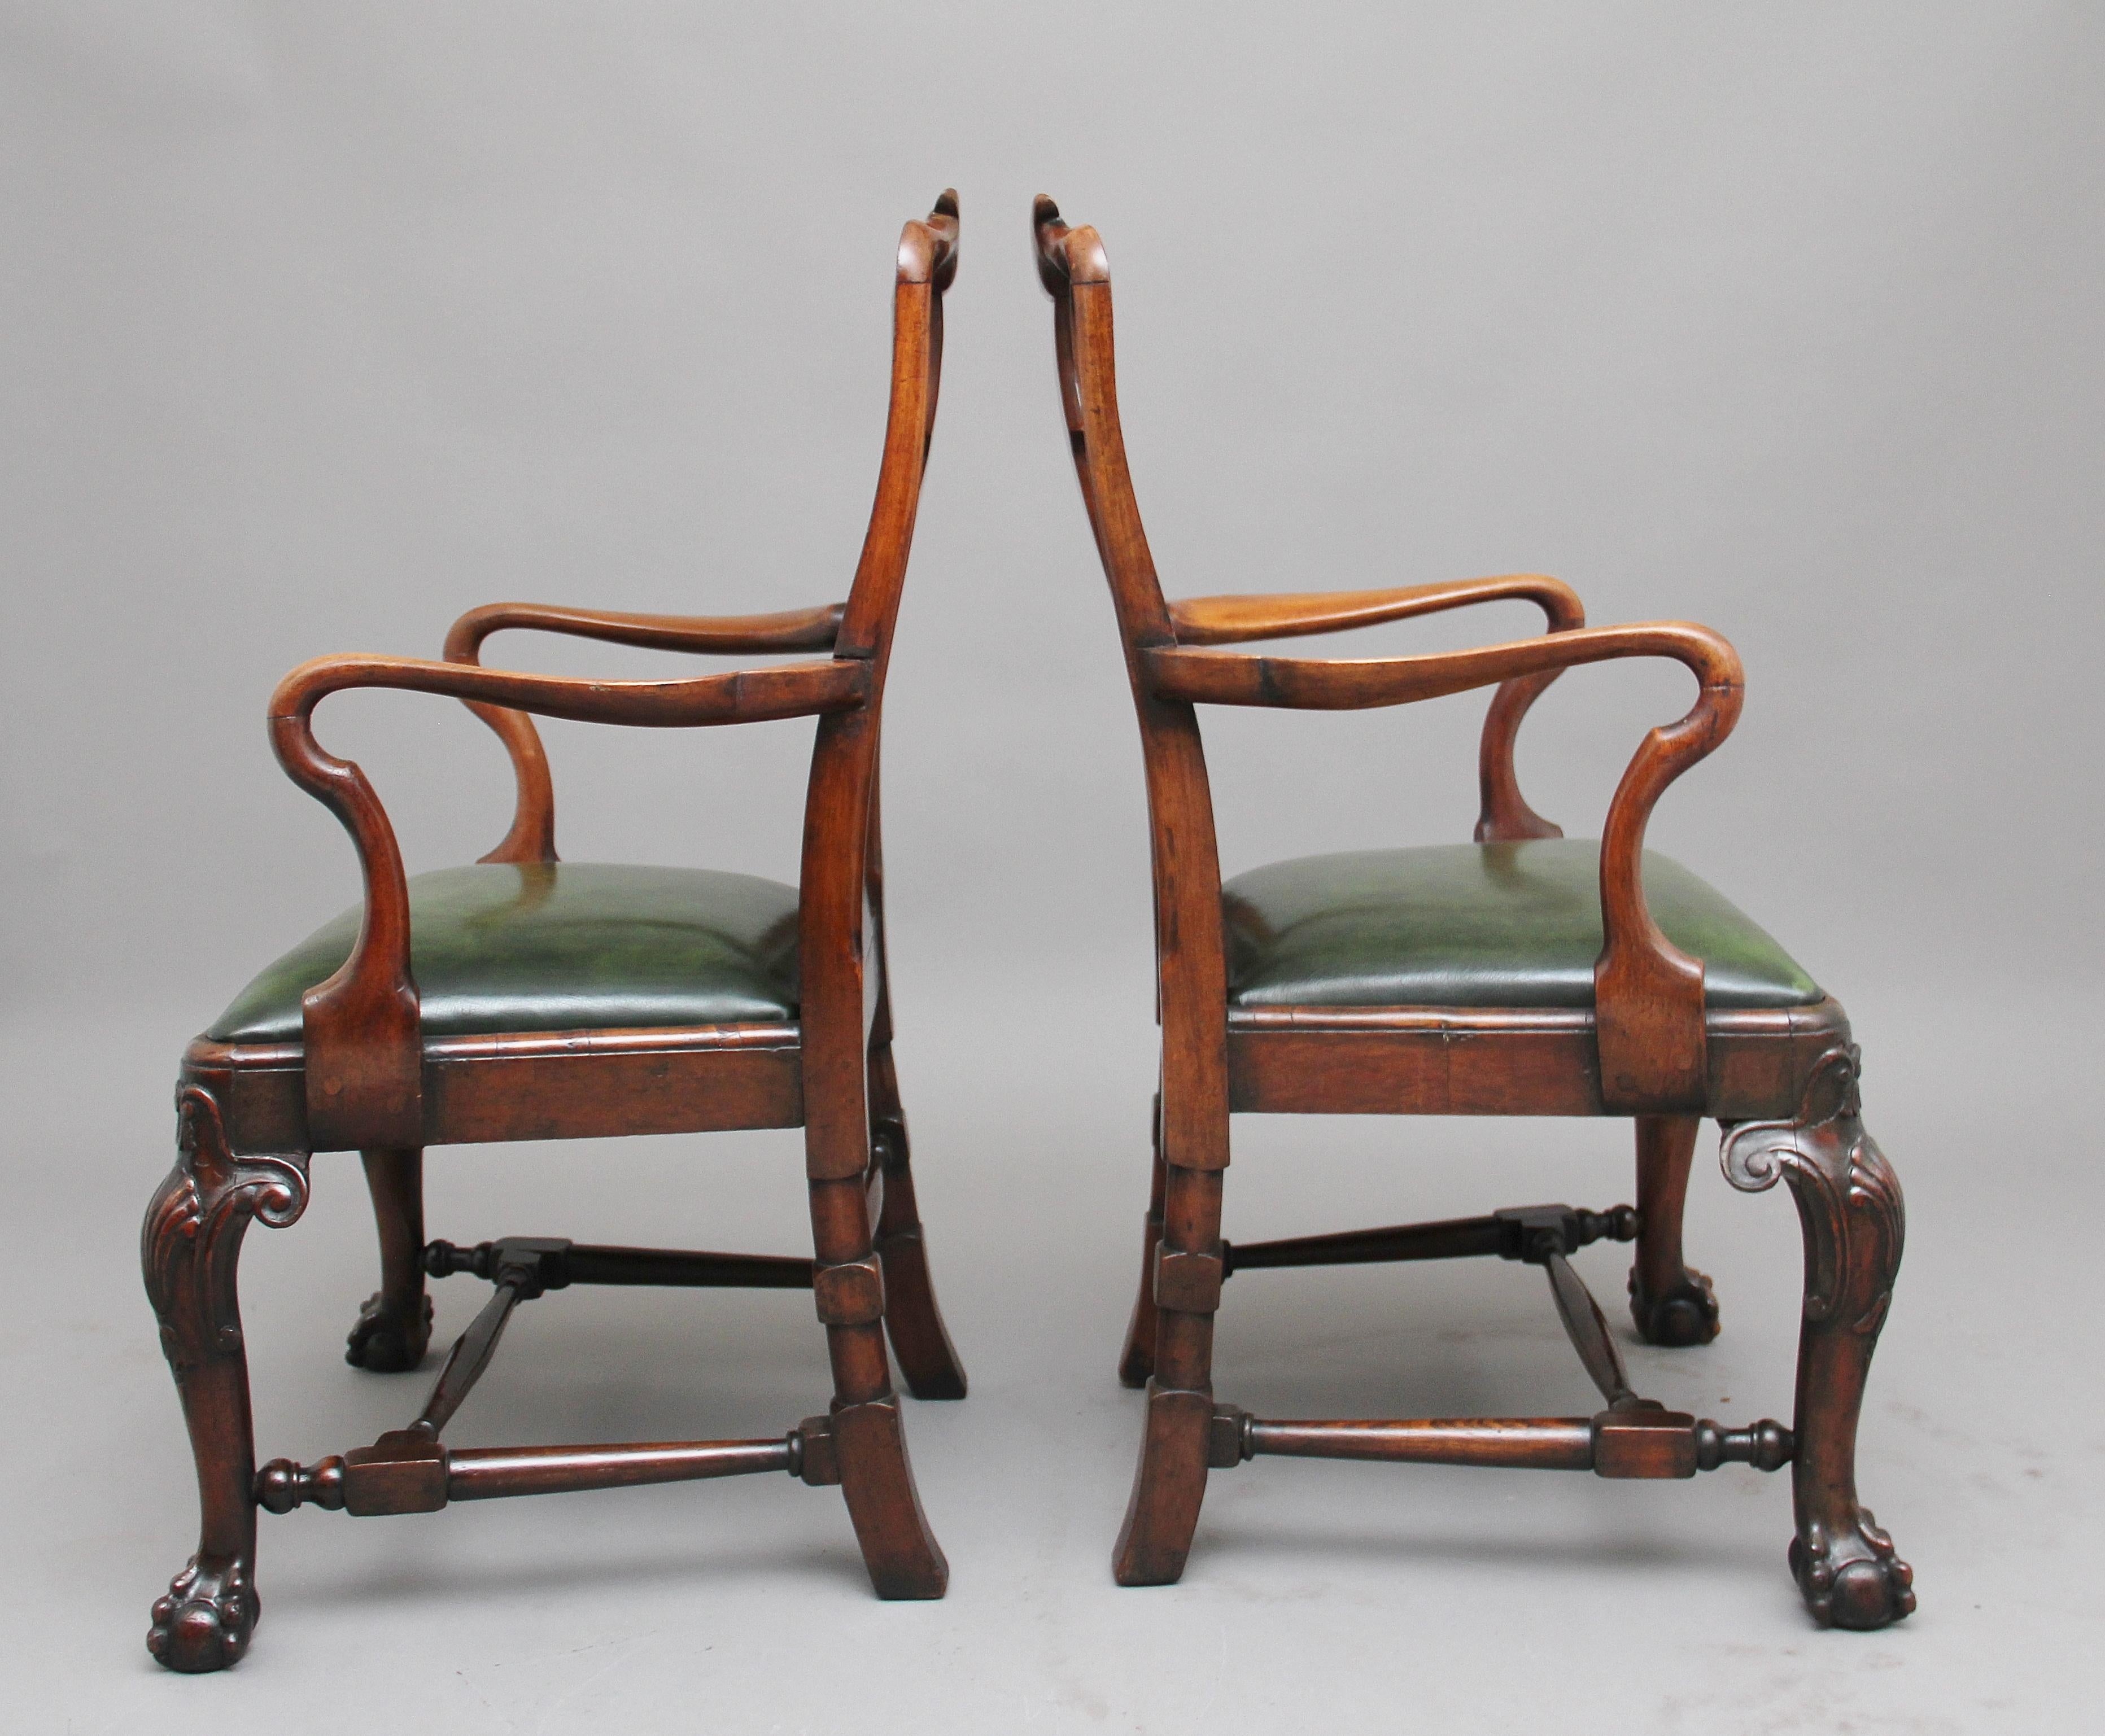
<box><xmin>1722</xmin><ymin>1047</ymin><xmax>1915</xmax><ymax>1630</ymax></box>
<box><xmin>345</xmin><ymin>1147</ymin><xmax>432</xmax><ymax>1371</ymax></box>
<box><xmin>142</xmin><ymin>1085</ymin><xmax>311</xmax><ymax>1672</ymax></box>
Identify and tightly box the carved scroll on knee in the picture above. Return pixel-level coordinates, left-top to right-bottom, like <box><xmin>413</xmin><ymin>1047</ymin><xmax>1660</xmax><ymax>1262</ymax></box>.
<box><xmin>1719</xmin><ymin>1046</ymin><xmax>1904</xmax><ymax>1328</ymax></box>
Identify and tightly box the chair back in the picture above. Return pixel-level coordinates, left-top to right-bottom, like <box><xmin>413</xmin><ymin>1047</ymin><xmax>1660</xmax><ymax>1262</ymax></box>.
<box><xmin>795</xmin><ymin>191</ymin><xmax>960</xmax><ymax>1183</ymax></box>
<box><xmin>837</xmin><ymin>190</ymin><xmax>960</xmax><ymax>671</ymax></box>
<box><xmin>1033</xmin><ymin>196</ymin><xmax>1233</xmax><ymax>1171</ymax></box>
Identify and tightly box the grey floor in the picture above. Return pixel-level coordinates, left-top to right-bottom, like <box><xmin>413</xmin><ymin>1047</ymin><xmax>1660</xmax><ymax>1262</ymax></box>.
<box><xmin>10</xmin><ymin>971</ymin><xmax>2097</xmax><ymax>1734</ymax></box>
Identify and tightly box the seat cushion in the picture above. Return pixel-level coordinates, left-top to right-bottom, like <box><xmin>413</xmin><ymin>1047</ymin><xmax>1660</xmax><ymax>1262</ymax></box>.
<box><xmin>207</xmin><ymin>863</ymin><xmax>801</xmax><ymax>1044</ymax></box>
<box><xmin>1221</xmin><ymin>840</ymin><xmax>1820</xmax><ymax>1012</ymax></box>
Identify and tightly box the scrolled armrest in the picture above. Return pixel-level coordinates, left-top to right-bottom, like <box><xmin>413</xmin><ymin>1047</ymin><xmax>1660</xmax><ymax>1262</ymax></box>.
<box><xmin>443</xmin><ymin>600</ymin><xmax>846</xmax><ymax>663</ymax></box>
<box><xmin>1142</xmin><ymin>621</ymin><xmax>1736</xmax><ymax>710</ymax></box>
<box><xmin>273</xmin><ymin>651</ymin><xmax>866</xmax><ymax>731</ymax></box>
<box><xmin>1148</xmin><ymin>623</ymin><xmax>1745</xmax><ymax>1111</ymax></box>
<box><xmin>1167</xmin><ymin>573</ymin><xmax>1582</xmax><ymax>645</ymax></box>
<box><xmin>1167</xmin><ymin>575</ymin><xmax>1586</xmax><ymax>842</ymax></box>
<box><xmin>440</xmin><ymin>601</ymin><xmax>848</xmax><ymax>863</ymax></box>
<box><xmin>268</xmin><ymin>653</ymin><xmax>868</xmax><ymax>1149</ymax></box>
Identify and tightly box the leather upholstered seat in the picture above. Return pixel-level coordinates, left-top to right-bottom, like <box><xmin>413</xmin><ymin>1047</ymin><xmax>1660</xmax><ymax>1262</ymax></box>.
<box><xmin>1221</xmin><ymin>839</ymin><xmax>1820</xmax><ymax>1012</ymax></box>
<box><xmin>209</xmin><ymin>862</ymin><xmax>801</xmax><ymax>1044</ymax></box>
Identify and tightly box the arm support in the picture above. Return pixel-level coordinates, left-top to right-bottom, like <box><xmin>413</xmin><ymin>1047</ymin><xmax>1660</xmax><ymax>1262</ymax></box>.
<box><xmin>267</xmin><ymin>653</ymin><xmax>868</xmax><ymax>1149</ymax></box>
<box><xmin>442</xmin><ymin>600</ymin><xmax>848</xmax><ymax>863</ymax></box>
<box><xmin>1168</xmin><ymin>573</ymin><xmax>1586</xmax><ymax>843</ymax></box>
<box><xmin>1145</xmin><ymin>623</ymin><xmax>1744</xmax><ymax>1110</ymax></box>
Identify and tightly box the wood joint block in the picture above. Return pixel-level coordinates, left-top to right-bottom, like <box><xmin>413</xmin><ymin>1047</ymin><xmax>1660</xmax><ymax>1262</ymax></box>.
<box><xmin>342</xmin><ymin>1428</ymin><xmax>449</xmax><ymax>1515</ymax></box>
<box><xmin>1591</xmin><ymin>1405</ymin><xmax>1700</xmax><ymax>1479</ymax></box>
<box><xmin>793</xmin><ymin>1415</ymin><xmax>841</xmax><ymax>1486</ymax></box>
<box><xmin>813</xmin><ymin>1254</ymin><xmax>886</xmax><ymax>1326</ymax></box>
<box><xmin>1154</xmin><ymin>1248</ymin><xmax>1224</xmax><ymax>1314</ymax></box>
<box><xmin>1207</xmin><ymin>1404</ymin><xmax>1251</xmax><ymax>1468</ymax></box>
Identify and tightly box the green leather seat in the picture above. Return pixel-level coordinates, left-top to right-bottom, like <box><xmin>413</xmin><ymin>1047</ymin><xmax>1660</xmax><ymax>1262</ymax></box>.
<box><xmin>1221</xmin><ymin>840</ymin><xmax>1820</xmax><ymax>1012</ymax></box>
<box><xmin>208</xmin><ymin>863</ymin><xmax>802</xmax><ymax>1044</ymax></box>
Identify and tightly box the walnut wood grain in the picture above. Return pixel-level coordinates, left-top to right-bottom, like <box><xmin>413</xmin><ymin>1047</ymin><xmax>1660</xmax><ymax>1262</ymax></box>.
<box><xmin>1244</xmin><ymin>1416</ymin><xmax>1599</xmax><ymax>1470</ymax></box>
<box><xmin>1166</xmin><ymin>575</ymin><xmax>1582</xmax><ymax>646</ymax></box>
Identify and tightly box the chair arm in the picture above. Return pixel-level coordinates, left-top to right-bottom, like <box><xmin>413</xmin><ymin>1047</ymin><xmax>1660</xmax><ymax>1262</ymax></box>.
<box><xmin>1146</xmin><ymin>624</ymin><xmax>1744</xmax><ymax>1111</ymax></box>
<box><xmin>265</xmin><ymin>653</ymin><xmax>869</xmax><ymax>1150</ymax></box>
<box><xmin>444</xmin><ymin>600</ymin><xmax>846</xmax><ymax>662</ymax></box>
<box><xmin>1142</xmin><ymin>622</ymin><xmax>1733</xmax><ymax>710</ymax></box>
<box><xmin>1166</xmin><ymin>575</ymin><xmax>1585</xmax><ymax>841</ymax></box>
<box><xmin>439</xmin><ymin>601</ymin><xmax>847</xmax><ymax>864</ymax></box>
<box><xmin>1166</xmin><ymin>574</ymin><xmax>1582</xmax><ymax>645</ymax></box>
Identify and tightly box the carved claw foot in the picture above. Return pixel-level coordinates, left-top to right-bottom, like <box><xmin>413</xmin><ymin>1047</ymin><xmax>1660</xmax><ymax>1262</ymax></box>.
<box><xmin>148</xmin><ymin>1553</ymin><xmax>257</xmax><ymax>1673</ymax></box>
<box><xmin>1790</xmin><ymin>1510</ymin><xmax>1916</xmax><ymax>1630</ymax></box>
<box><xmin>344</xmin><ymin>1290</ymin><xmax>433</xmax><ymax>1371</ymax></box>
<box><xmin>1627</xmin><ymin>1264</ymin><xmax>1719</xmax><ymax>1346</ymax></box>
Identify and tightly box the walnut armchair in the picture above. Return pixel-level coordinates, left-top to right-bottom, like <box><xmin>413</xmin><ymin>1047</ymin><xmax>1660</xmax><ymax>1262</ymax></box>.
<box><xmin>1034</xmin><ymin>196</ymin><xmax>1912</xmax><ymax>1631</ymax></box>
<box><xmin>142</xmin><ymin>193</ymin><xmax>966</xmax><ymax>1673</ymax></box>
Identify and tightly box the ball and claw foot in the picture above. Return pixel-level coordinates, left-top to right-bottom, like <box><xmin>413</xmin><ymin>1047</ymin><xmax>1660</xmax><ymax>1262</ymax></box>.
<box><xmin>147</xmin><ymin>1554</ymin><xmax>257</xmax><ymax>1673</ymax></box>
<box><xmin>1790</xmin><ymin>1512</ymin><xmax>1916</xmax><ymax>1630</ymax></box>
<box><xmin>1628</xmin><ymin>1265</ymin><xmax>1720</xmax><ymax>1347</ymax></box>
<box><xmin>344</xmin><ymin>1291</ymin><xmax>433</xmax><ymax>1371</ymax></box>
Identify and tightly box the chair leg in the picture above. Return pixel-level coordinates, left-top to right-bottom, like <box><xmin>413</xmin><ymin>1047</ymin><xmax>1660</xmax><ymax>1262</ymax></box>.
<box><xmin>1722</xmin><ymin>1047</ymin><xmax>1915</xmax><ymax>1630</ymax></box>
<box><xmin>807</xmin><ymin>1169</ymin><xmax>948</xmax><ymax>1598</ymax></box>
<box><xmin>1112</xmin><ymin>1155</ymin><xmax>1224</xmax><ymax>1587</ymax></box>
<box><xmin>868</xmin><ymin>1050</ymin><xmax>967</xmax><ymax>1400</ymax></box>
<box><xmin>1627</xmin><ymin>1114</ymin><xmax>1720</xmax><ymax>1346</ymax></box>
<box><xmin>345</xmin><ymin>1147</ymin><xmax>433</xmax><ymax>1371</ymax></box>
<box><xmin>142</xmin><ymin>1086</ymin><xmax>310</xmax><ymax>1673</ymax></box>
<box><xmin>1116</xmin><ymin>1092</ymin><xmax>1167</xmax><ymax>1388</ymax></box>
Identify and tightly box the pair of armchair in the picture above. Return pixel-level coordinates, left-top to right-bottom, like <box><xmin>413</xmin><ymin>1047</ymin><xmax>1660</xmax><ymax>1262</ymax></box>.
<box><xmin>142</xmin><ymin>191</ymin><xmax>1910</xmax><ymax>1673</ymax></box>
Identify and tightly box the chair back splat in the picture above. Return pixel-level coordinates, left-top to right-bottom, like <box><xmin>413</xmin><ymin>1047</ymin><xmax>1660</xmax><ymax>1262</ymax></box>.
<box><xmin>1033</xmin><ymin>195</ymin><xmax>1914</xmax><ymax>1633</ymax></box>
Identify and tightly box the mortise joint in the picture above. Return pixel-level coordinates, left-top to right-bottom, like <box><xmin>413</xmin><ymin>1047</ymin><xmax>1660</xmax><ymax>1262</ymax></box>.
<box><xmin>425</xmin><ymin>1237</ymin><xmax>574</xmax><ymax>1298</ymax></box>
<box><xmin>1496</xmin><ymin>1204</ymin><xmax>1637</xmax><ymax>1266</ymax></box>
<box><xmin>812</xmin><ymin>1254</ymin><xmax>885</xmax><ymax>1326</ymax></box>
<box><xmin>1155</xmin><ymin>1248</ymin><xmax>1225</xmax><ymax>1314</ymax></box>
<box><xmin>1208</xmin><ymin>1404</ymin><xmax>1254</xmax><ymax>1468</ymax></box>
<box><xmin>793</xmin><ymin>1415</ymin><xmax>841</xmax><ymax>1485</ymax></box>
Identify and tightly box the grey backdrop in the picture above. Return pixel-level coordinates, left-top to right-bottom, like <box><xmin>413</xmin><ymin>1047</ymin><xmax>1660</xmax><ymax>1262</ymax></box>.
<box><xmin>4</xmin><ymin>4</ymin><xmax>2100</xmax><ymax>1732</ymax></box>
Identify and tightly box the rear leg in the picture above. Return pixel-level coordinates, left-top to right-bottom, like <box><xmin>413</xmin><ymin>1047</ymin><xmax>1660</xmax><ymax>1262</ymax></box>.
<box><xmin>1628</xmin><ymin>1114</ymin><xmax>1720</xmax><ymax>1346</ymax></box>
<box><xmin>807</xmin><ymin>1148</ymin><xmax>947</xmax><ymax>1599</ymax></box>
<box><xmin>1116</xmin><ymin>1092</ymin><xmax>1167</xmax><ymax>1388</ymax></box>
<box><xmin>868</xmin><ymin>1047</ymin><xmax>967</xmax><ymax>1400</ymax></box>
<box><xmin>345</xmin><ymin>1147</ymin><xmax>433</xmax><ymax>1371</ymax></box>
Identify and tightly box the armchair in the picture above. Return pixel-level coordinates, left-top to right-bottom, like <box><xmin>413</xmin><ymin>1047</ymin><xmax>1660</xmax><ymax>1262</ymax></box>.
<box><xmin>142</xmin><ymin>193</ymin><xmax>965</xmax><ymax>1672</ymax></box>
<box><xmin>1035</xmin><ymin>195</ymin><xmax>1912</xmax><ymax>1631</ymax></box>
